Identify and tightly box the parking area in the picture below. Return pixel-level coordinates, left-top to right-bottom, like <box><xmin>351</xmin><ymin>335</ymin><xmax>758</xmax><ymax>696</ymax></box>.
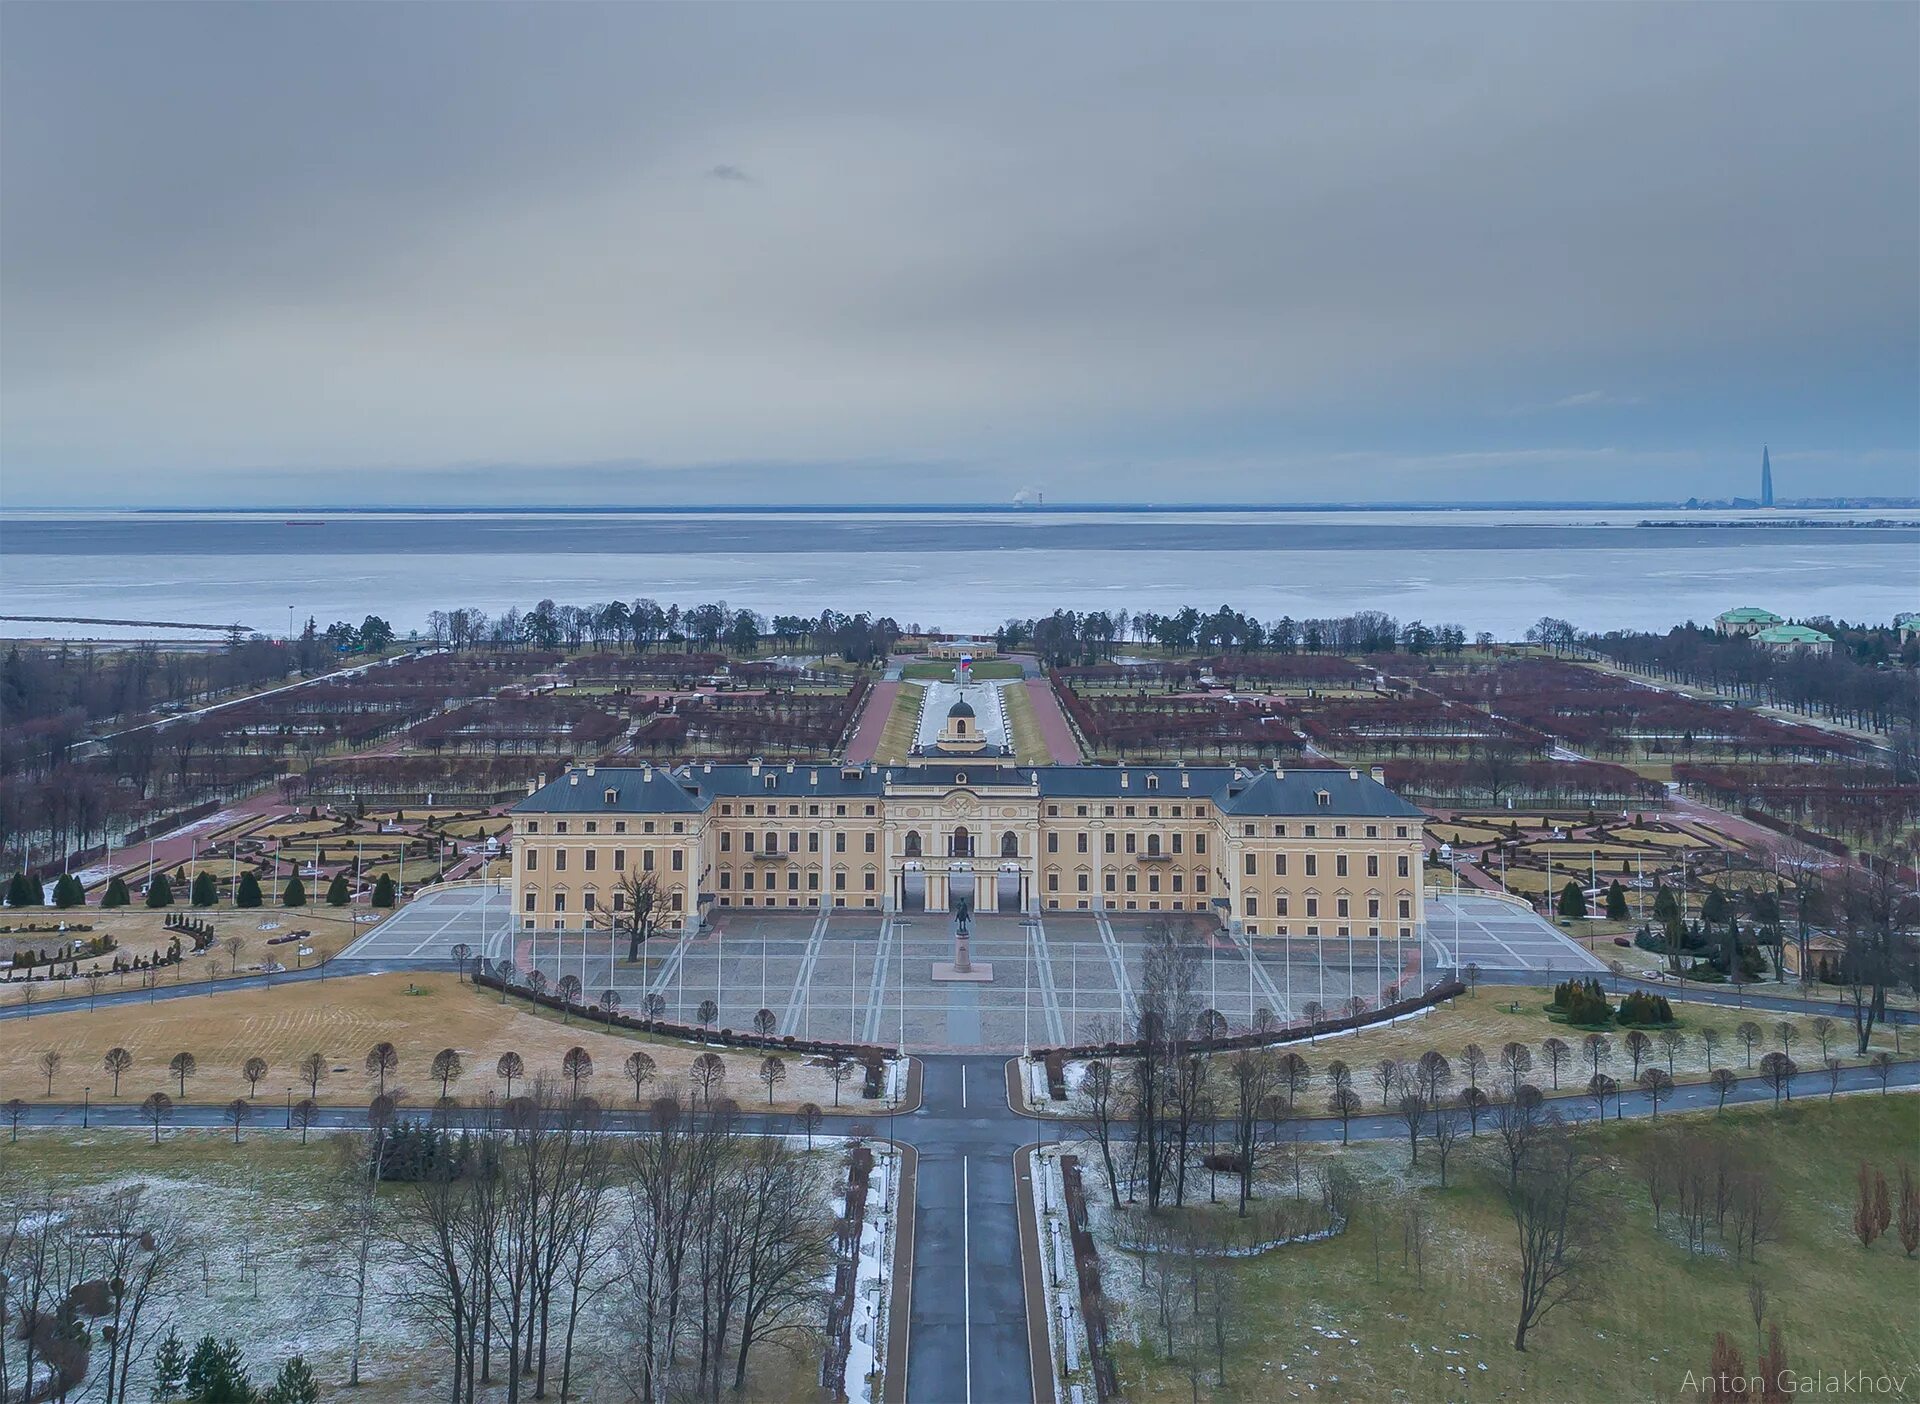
<box><xmin>1423</xmin><ymin>893</ymin><xmax>1608</xmax><ymax>973</ymax></box>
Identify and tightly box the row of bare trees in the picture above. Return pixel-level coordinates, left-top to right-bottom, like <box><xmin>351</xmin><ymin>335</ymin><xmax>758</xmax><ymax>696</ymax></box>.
<box><xmin>382</xmin><ymin>1083</ymin><xmax>834</xmax><ymax>1404</ymax></box>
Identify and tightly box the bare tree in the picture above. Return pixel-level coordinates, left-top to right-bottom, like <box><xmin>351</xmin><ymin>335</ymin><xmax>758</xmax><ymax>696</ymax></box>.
<box><xmin>1758</xmin><ymin>1052</ymin><xmax>1796</xmax><ymax>1106</ymax></box>
<box><xmin>1586</xmin><ymin>1072</ymin><xmax>1617</xmax><ymax>1123</ymax></box>
<box><xmin>1810</xmin><ymin>1016</ymin><xmax>1837</xmax><ymax>1062</ymax></box>
<box><xmin>1540</xmin><ymin>1036</ymin><xmax>1569</xmax><ymax>1090</ymax></box>
<box><xmin>618</xmin><ymin>869</ymin><xmax>667</xmax><ymax>961</ymax></box>
<box><xmin>624</xmin><ymin>1049</ymin><xmax>658</xmax><ymax>1104</ymax></box>
<box><xmin>1737</xmin><ymin>1021</ymin><xmax>1763</xmax><ymax>1068</ymax></box>
<box><xmin>1624</xmin><ymin>1030</ymin><xmax>1651</xmax><ymax>1079</ymax></box>
<box><xmin>431</xmin><ymin>1047</ymin><xmax>463</xmax><ymax>1099</ymax></box>
<box><xmin>562</xmin><ymin>1046</ymin><xmax>594</xmax><ymax>1099</ymax></box>
<box><xmin>293</xmin><ymin>1097</ymin><xmax>319</xmax><ymax>1144</ymax></box>
<box><xmin>300</xmin><ymin>1050</ymin><xmax>327</xmax><ymax>1099</ymax></box>
<box><xmin>450</xmin><ymin>941</ymin><xmax>474</xmax><ymax>980</ymax></box>
<box><xmin>1656</xmin><ymin>1026</ymin><xmax>1685</xmax><ymax>1076</ymax></box>
<box><xmin>758</xmin><ymin>1056</ymin><xmax>787</xmax><ymax>1105</ymax></box>
<box><xmin>36</xmin><ymin>1049</ymin><xmax>61</xmax><ymax>1096</ymax></box>
<box><xmin>225</xmin><ymin>1097</ymin><xmax>252</xmax><ymax>1143</ymax></box>
<box><xmin>1638</xmin><ymin>1067</ymin><xmax>1674</xmax><ymax>1119</ymax></box>
<box><xmin>1710</xmin><ymin>1066</ymin><xmax>1737</xmax><ymax>1112</ymax></box>
<box><xmin>366</xmin><ymin>1040</ymin><xmax>399</xmax><ymax>1096</ymax></box>
<box><xmin>103</xmin><ymin>1045</ymin><xmax>133</xmax><ymax>1096</ymax></box>
<box><xmin>2</xmin><ymin>1097</ymin><xmax>26</xmax><ymax>1140</ymax></box>
<box><xmin>1226</xmin><ymin>1048</ymin><xmax>1280</xmax><ymax>1215</ymax></box>
<box><xmin>798</xmin><ymin>1102</ymin><xmax>823</xmax><ymax>1149</ymax></box>
<box><xmin>826</xmin><ymin>1055</ymin><xmax>855</xmax><ymax>1108</ymax></box>
<box><xmin>168</xmin><ymin>1051</ymin><xmax>196</xmax><ymax>1097</ymax></box>
<box><xmin>498</xmin><ymin>1050</ymin><xmax>526</xmax><ymax>1097</ymax></box>
<box><xmin>243</xmin><ymin>1055</ymin><xmax>269</xmax><ymax>1098</ymax></box>
<box><xmin>1372</xmin><ymin>1057</ymin><xmax>1401</xmax><ymax>1110</ymax></box>
<box><xmin>1506</xmin><ymin>1129</ymin><xmax>1604</xmax><ymax>1351</ymax></box>
<box><xmin>1699</xmin><ymin>1026</ymin><xmax>1723</xmax><ymax>1070</ymax></box>
<box><xmin>1499</xmin><ymin>1041</ymin><xmax>1533</xmax><ymax>1095</ymax></box>
<box><xmin>556</xmin><ymin>974</ymin><xmax>582</xmax><ymax>1021</ymax></box>
<box><xmin>690</xmin><ymin>1052</ymin><xmax>726</xmax><ymax>1107</ymax></box>
<box><xmin>141</xmin><ymin>1090</ymin><xmax>174</xmax><ymax>1143</ymax></box>
<box><xmin>752</xmin><ymin>1007</ymin><xmax>777</xmax><ymax>1038</ymax></box>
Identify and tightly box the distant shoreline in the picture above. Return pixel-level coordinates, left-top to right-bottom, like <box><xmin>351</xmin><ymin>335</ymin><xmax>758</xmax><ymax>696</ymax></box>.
<box><xmin>1</xmin><ymin>499</ymin><xmax>1907</xmax><ymax>517</ymax></box>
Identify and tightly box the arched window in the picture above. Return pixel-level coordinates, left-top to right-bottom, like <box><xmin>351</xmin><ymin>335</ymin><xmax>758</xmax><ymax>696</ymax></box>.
<box><xmin>1001</xmin><ymin>831</ymin><xmax>1019</xmax><ymax>858</ymax></box>
<box><xmin>1146</xmin><ymin>833</ymin><xmax>1162</xmax><ymax>856</ymax></box>
<box><xmin>904</xmin><ymin>831</ymin><xmax>923</xmax><ymax>858</ymax></box>
<box><xmin>950</xmin><ymin>826</ymin><xmax>972</xmax><ymax>858</ymax></box>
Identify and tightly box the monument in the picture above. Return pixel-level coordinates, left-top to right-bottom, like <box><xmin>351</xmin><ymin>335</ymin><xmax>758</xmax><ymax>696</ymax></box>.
<box><xmin>932</xmin><ymin>893</ymin><xmax>994</xmax><ymax>982</ymax></box>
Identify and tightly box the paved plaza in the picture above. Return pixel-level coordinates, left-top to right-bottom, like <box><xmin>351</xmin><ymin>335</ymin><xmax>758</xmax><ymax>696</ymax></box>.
<box><xmin>343</xmin><ymin>887</ymin><xmax>1600</xmax><ymax>1050</ymax></box>
<box><xmin>1424</xmin><ymin>892</ymin><xmax>1609</xmax><ymax>973</ymax></box>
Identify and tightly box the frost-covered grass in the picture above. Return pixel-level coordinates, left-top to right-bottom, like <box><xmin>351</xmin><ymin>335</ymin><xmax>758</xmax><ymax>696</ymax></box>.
<box><xmin>0</xmin><ymin>1127</ymin><xmax>870</xmax><ymax>1402</ymax></box>
<box><xmin>1096</xmin><ymin>1097</ymin><xmax>1920</xmax><ymax>1402</ymax></box>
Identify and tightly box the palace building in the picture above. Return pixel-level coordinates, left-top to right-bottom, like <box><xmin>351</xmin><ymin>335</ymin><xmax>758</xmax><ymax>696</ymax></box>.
<box><xmin>509</xmin><ymin>760</ymin><xmax>1427</xmax><ymax>940</ymax></box>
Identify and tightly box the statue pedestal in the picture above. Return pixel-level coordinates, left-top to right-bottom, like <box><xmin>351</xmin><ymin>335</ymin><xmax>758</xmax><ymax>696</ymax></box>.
<box><xmin>932</xmin><ymin>961</ymin><xmax>995</xmax><ymax>982</ymax></box>
<box><xmin>932</xmin><ymin>922</ymin><xmax>993</xmax><ymax>982</ymax></box>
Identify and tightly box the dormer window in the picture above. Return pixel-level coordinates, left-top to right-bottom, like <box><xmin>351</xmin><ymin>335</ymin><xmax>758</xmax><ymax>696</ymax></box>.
<box><xmin>1316</xmin><ymin>790</ymin><xmax>1331</xmax><ymax>807</ymax></box>
<box><xmin>1146</xmin><ymin>774</ymin><xmax>1159</xmax><ymax>790</ymax></box>
<box><xmin>604</xmin><ymin>787</ymin><xmax>618</xmax><ymax>805</ymax></box>
<box><xmin>765</xmin><ymin>775</ymin><xmax>777</xmax><ymax>790</ymax></box>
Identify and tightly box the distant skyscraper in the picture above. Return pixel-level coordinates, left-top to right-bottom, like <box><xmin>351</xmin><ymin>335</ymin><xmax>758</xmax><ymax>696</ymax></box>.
<box><xmin>1761</xmin><ymin>446</ymin><xmax>1774</xmax><ymax>507</ymax></box>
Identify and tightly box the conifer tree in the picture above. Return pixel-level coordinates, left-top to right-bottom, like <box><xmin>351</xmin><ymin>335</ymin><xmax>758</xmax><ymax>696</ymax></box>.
<box><xmin>264</xmin><ymin>1355</ymin><xmax>321</xmax><ymax>1404</ymax></box>
<box><xmin>371</xmin><ymin>873</ymin><xmax>396</xmax><ymax>908</ymax></box>
<box><xmin>326</xmin><ymin>873</ymin><xmax>351</xmax><ymax>906</ymax></box>
<box><xmin>283</xmin><ymin>874</ymin><xmax>307</xmax><ymax>907</ymax></box>
<box><xmin>236</xmin><ymin>872</ymin><xmax>263</xmax><ymax>908</ymax></box>
<box><xmin>1557</xmin><ymin>880</ymin><xmax>1587</xmax><ymax>919</ymax></box>
<box><xmin>5</xmin><ymin>872</ymin><xmax>36</xmax><ymax>908</ymax></box>
<box><xmin>1605</xmin><ymin>879</ymin><xmax>1628</xmax><ymax>921</ymax></box>
<box><xmin>102</xmin><ymin>875</ymin><xmax>131</xmax><ymax>908</ymax></box>
<box><xmin>52</xmin><ymin>874</ymin><xmax>85</xmax><ymax>908</ymax></box>
<box><xmin>152</xmin><ymin>1330</ymin><xmax>188</xmax><ymax>1400</ymax></box>
<box><xmin>146</xmin><ymin>872</ymin><xmax>175</xmax><ymax>908</ymax></box>
<box><xmin>191</xmin><ymin>870</ymin><xmax>219</xmax><ymax>907</ymax></box>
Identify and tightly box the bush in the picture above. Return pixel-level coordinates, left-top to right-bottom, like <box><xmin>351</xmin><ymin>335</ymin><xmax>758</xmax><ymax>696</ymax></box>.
<box><xmin>1201</xmin><ymin>1150</ymin><xmax>1248</xmax><ymax>1174</ymax></box>
<box><xmin>52</xmin><ymin>874</ymin><xmax>85</xmax><ymax>909</ymax></box>
<box><xmin>1549</xmin><ymin>976</ymin><xmax>1612</xmax><ymax>1027</ymax></box>
<box><xmin>1617</xmin><ymin>991</ymin><xmax>1675</xmax><ymax>1027</ymax></box>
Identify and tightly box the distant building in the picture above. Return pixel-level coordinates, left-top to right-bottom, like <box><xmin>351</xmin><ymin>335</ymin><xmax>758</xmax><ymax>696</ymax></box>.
<box><xmin>1895</xmin><ymin>612</ymin><xmax>1920</xmax><ymax>645</ymax></box>
<box><xmin>1754</xmin><ymin>623</ymin><xmax>1833</xmax><ymax>655</ymax></box>
<box><xmin>1761</xmin><ymin>445</ymin><xmax>1774</xmax><ymax>507</ymax></box>
<box><xmin>927</xmin><ymin>637</ymin><xmax>998</xmax><ymax>660</ymax></box>
<box><xmin>1715</xmin><ymin>606</ymin><xmax>1783</xmax><ymax>638</ymax></box>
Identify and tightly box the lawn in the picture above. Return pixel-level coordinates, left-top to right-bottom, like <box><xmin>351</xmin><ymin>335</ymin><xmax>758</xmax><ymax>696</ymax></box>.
<box><xmin>1034</xmin><ymin>985</ymin><xmax>1906</xmax><ymax>1116</ymax></box>
<box><xmin>0</xmin><ymin>970</ymin><xmax>893</xmax><ymax>1115</ymax></box>
<box><xmin>1000</xmin><ymin>681</ymin><xmax>1060</xmax><ymax>766</ymax></box>
<box><xmin>0</xmin><ymin>906</ymin><xmax>370</xmax><ymax>1007</ymax></box>
<box><xmin>1103</xmin><ymin>1097</ymin><xmax>1920</xmax><ymax>1403</ymax></box>
<box><xmin>0</xmin><ymin>1126</ymin><xmax>854</xmax><ymax>1403</ymax></box>
<box><xmin>869</xmin><ymin>684</ymin><xmax>925</xmax><ymax>765</ymax></box>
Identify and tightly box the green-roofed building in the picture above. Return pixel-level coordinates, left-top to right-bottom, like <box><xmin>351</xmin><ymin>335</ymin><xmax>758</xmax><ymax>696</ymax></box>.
<box><xmin>1897</xmin><ymin>612</ymin><xmax>1920</xmax><ymax>644</ymax></box>
<box><xmin>1715</xmin><ymin>606</ymin><xmax>1784</xmax><ymax>638</ymax></box>
<box><xmin>1754</xmin><ymin>623</ymin><xmax>1833</xmax><ymax>655</ymax></box>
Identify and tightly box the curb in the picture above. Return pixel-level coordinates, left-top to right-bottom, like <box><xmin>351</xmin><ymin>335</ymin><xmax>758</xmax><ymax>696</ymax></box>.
<box><xmin>1013</xmin><ymin>1143</ymin><xmax>1055</xmax><ymax>1404</ymax></box>
<box><xmin>883</xmin><ymin>1139</ymin><xmax>917</xmax><ymax>1404</ymax></box>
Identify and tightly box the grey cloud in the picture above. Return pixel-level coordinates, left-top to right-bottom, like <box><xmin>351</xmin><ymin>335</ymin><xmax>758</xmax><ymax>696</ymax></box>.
<box><xmin>0</xmin><ymin>2</ymin><xmax>1913</xmax><ymax>505</ymax></box>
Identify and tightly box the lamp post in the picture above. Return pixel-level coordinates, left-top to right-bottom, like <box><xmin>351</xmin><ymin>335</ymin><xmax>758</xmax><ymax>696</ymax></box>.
<box><xmin>83</xmin><ymin>1085</ymin><xmax>90</xmax><ymax>1129</ymax></box>
<box><xmin>285</xmin><ymin>1085</ymin><xmax>292</xmax><ymax>1130</ymax></box>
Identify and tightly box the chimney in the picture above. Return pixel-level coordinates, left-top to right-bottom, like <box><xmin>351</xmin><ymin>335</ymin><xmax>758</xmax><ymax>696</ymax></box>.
<box><xmin>1348</xmin><ymin>768</ymin><xmax>1360</xmax><ymax>781</ymax></box>
<box><xmin>1370</xmin><ymin>765</ymin><xmax>1385</xmax><ymax>783</ymax></box>
<box><xmin>786</xmin><ymin>760</ymin><xmax>795</xmax><ymax>774</ymax></box>
<box><xmin>568</xmin><ymin>772</ymin><xmax>579</xmax><ymax>786</ymax></box>
<box><xmin>526</xmin><ymin>779</ymin><xmax>538</xmax><ymax>796</ymax></box>
<box><xmin>585</xmin><ymin>764</ymin><xmax>595</xmax><ymax>777</ymax></box>
<box><xmin>750</xmin><ymin>758</ymin><xmax>762</xmax><ymax>777</ymax></box>
<box><xmin>642</xmin><ymin>763</ymin><xmax>653</xmax><ymax>782</ymax></box>
<box><xmin>809</xmin><ymin>769</ymin><xmax>818</xmax><ymax>785</ymax></box>
<box><xmin>1119</xmin><ymin>772</ymin><xmax>1129</xmax><ymax>790</ymax></box>
<box><xmin>1272</xmin><ymin>758</ymin><xmax>1283</xmax><ymax>774</ymax></box>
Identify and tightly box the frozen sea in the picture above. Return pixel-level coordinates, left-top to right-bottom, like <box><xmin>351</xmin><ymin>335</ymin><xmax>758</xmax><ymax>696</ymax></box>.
<box><xmin>1</xmin><ymin>507</ymin><xmax>1914</xmax><ymax>641</ymax></box>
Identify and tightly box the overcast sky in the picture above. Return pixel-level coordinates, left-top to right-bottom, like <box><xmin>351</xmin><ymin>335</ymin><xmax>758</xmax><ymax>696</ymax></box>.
<box><xmin>2</xmin><ymin>2</ymin><xmax>1915</xmax><ymax>507</ymax></box>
